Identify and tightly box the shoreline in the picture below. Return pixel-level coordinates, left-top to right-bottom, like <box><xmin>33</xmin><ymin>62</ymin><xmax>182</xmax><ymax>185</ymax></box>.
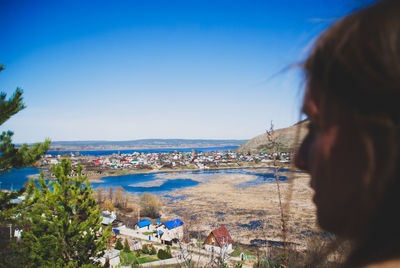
<box><xmin>47</xmin><ymin>145</ymin><xmax>242</xmax><ymax>152</ymax></box>
<box><xmin>86</xmin><ymin>162</ymin><xmax>292</xmax><ymax>183</ymax></box>
<box><xmin>17</xmin><ymin>163</ymin><xmax>293</xmax><ymax>185</ymax></box>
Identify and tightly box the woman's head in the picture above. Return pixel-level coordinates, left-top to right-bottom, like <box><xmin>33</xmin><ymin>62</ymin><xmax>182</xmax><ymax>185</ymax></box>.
<box><xmin>304</xmin><ymin>0</ymin><xmax>400</xmax><ymax>117</ymax></box>
<box><xmin>296</xmin><ymin>0</ymin><xmax>400</xmax><ymax>241</ymax></box>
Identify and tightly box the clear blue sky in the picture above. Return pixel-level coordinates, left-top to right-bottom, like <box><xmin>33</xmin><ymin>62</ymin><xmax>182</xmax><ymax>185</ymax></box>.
<box><xmin>0</xmin><ymin>0</ymin><xmax>370</xmax><ymax>143</ymax></box>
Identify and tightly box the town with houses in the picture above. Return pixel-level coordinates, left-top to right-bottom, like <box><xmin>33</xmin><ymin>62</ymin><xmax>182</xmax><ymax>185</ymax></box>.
<box><xmin>40</xmin><ymin>150</ymin><xmax>292</xmax><ymax>174</ymax></box>
<box><xmin>98</xmin><ymin>209</ymin><xmax>238</xmax><ymax>267</ymax></box>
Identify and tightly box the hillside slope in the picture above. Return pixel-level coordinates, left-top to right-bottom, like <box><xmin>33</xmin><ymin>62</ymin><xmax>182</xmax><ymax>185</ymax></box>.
<box><xmin>236</xmin><ymin>121</ymin><xmax>308</xmax><ymax>153</ymax></box>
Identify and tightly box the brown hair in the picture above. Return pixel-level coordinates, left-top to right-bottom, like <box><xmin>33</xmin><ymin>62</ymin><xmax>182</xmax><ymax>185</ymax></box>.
<box><xmin>303</xmin><ymin>0</ymin><xmax>400</xmax><ymax>266</ymax></box>
<box><xmin>305</xmin><ymin>0</ymin><xmax>400</xmax><ymax>118</ymax></box>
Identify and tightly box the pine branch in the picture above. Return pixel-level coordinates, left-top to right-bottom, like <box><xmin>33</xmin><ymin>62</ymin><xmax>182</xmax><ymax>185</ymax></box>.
<box><xmin>0</xmin><ymin>69</ymin><xmax>51</xmax><ymax>170</ymax></box>
<box><xmin>0</xmin><ymin>88</ymin><xmax>26</xmax><ymax>126</ymax></box>
<box><xmin>0</xmin><ymin>134</ymin><xmax>51</xmax><ymax>170</ymax></box>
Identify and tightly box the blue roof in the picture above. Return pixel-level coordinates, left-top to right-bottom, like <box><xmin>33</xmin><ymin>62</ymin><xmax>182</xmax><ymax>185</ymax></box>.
<box><xmin>164</xmin><ymin>219</ymin><xmax>184</xmax><ymax>230</ymax></box>
<box><xmin>156</xmin><ymin>220</ymin><xmax>162</xmax><ymax>225</ymax></box>
<box><xmin>137</xmin><ymin>219</ymin><xmax>152</xmax><ymax>228</ymax></box>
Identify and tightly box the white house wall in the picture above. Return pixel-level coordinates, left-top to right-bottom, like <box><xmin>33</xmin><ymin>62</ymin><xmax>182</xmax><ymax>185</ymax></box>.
<box><xmin>205</xmin><ymin>243</ymin><xmax>233</xmax><ymax>254</ymax></box>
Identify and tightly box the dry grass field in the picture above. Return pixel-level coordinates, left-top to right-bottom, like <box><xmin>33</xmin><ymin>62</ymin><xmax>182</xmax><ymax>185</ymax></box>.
<box><xmin>156</xmin><ymin>168</ymin><xmax>321</xmax><ymax>251</ymax></box>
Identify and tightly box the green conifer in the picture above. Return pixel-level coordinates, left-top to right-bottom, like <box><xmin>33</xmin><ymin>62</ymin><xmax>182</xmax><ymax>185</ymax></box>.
<box><xmin>115</xmin><ymin>238</ymin><xmax>123</xmax><ymax>250</ymax></box>
<box><xmin>19</xmin><ymin>159</ymin><xmax>110</xmax><ymax>266</ymax></box>
<box><xmin>0</xmin><ymin>64</ymin><xmax>50</xmax><ymax>265</ymax></box>
<box><xmin>142</xmin><ymin>244</ymin><xmax>149</xmax><ymax>254</ymax></box>
<box><xmin>0</xmin><ymin>65</ymin><xmax>50</xmax><ymax>171</ymax></box>
<box><xmin>0</xmin><ymin>64</ymin><xmax>50</xmax><ymax>223</ymax></box>
<box><xmin>123</xmin><ymin>238</ymin><xmax>131</xmax><ymax>253</ymax></box>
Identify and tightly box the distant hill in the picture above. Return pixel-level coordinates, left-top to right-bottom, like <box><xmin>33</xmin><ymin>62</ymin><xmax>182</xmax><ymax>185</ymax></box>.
<box><xmin>48</xmin><ymin>139</ymin><xmax>248</xmax><ymax>150</ymax></box>
<box><xmin>236</xmin><ymin>121</ymin><xmax>308</xmax><ymax>153</ymax></box>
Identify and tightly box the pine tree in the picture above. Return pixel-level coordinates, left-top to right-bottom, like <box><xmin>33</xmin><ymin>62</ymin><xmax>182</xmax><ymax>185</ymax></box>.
<box><xmin>142</xmin><ymin>244</ymin><xmax>149</xmax><ymax>254</ymax></box>
<box><xmin>18</xmin><ymin>159</ymin><xmax>111</xmax><ymax>267</ymax></box>
<box><xmin>0</xmin><ymin>64</ymin><xmax>50</xmax><ymax>265</ymax></box>
<box><xmin>0</xmin><ymin>187</ymin><xmax>25</xmax><ymax>222</ymax></box>
<box><xmin>0</xmin><ymin>65</ymin><xmax>50</xmax><ymax>171</ymax></box>
<box><xmin>115</xmin><ymin>238</ymin><xmax>123</xmax><ymax>250</ymax></box>
<box><xmin>123</xmin><ymin>238</ymin><xmax>131</xmax><ymax>253</ymax></box>
<box><xmin>0</xmin><ymin>64</ymin><xmax>50</xmax><ymax>215</ymax></box>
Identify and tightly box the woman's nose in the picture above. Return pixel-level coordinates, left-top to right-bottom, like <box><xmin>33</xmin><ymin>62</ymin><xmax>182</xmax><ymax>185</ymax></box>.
<box><xmin>295</xmin><ymin>134</ymin><xmax>312</xmax><ymax>172</ymax></box>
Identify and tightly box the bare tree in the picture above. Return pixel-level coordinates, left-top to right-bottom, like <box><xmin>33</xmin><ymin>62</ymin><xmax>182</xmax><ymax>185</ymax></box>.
<box><xmin>139</xmin><ymin>193</ymin><xmax>162</xmax><ymax>218</ymax></box>
<box><xmin>114</xmin><ymin>186</ymin><xmax>125</xmax><ymax>208</ymax></box>
<box><xmin>176</xmin><ymin>215</ymin><xmax>204</xmax><ymax>268</ymax></box>
<box><xmin>266</xmin><ymin>121</ymin><xmax>289</xmax><ymax>266</ymax></box>
<box><xmin>95</xmin><ymin>187</ymin><xmax>104</xmax><ymax>204</ymax></box>
<box><xmin>108</xmin><ymin>187</ymin><xmax>114</xmax><ymax>203</ymax></box>
<box><xmin>123</xmin><ymin>193</ymin><xmax>129</xmax><ymax>209</ymax></box>
<box><xmin>101</xmin><ymin>199</ymin><xmax>115</xmax><ymax>212</ymax></box>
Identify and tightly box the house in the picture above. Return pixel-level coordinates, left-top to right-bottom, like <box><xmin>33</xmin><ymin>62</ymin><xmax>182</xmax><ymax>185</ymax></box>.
<box><xmin>156</xmin><ymin>218</ymin><xmax>184</xmax><ymax>244</ymax></box>
<box><xmin>97</xmin><ymin>249</ymin><xmax>120</xmax><ymax>266</ymax></box>
<box><xmin>50</xmin><ymin>159</ymin><xmax>60</xmax><ymax>165</ymax></box>
<box><xmin>101</xmin><ymin>211</ymin><xmax>117</xmax><ymax>226</ymax></box>
<box><xmin>204</xmin><ymin>226</ymin><xmax>233</xmax><ymax>254</ymax></box>
<box><xmin>136</xmin><ymin>219</ymin><xmax>152</xmax><ymax>231</ymax></box>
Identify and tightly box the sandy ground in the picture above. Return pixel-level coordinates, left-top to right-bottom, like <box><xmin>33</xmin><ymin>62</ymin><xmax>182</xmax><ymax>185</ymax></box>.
<box><xmin>157</xmin><ymin>169</ymin><xmax>319</xmax><ymax>251</ymax></box>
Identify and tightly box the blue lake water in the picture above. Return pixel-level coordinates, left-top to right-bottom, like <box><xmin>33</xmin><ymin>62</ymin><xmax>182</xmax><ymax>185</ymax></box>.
<box><xmin>0</xmin><ymin>167</ymin><xmax>290</xmax><ymax>194</ymax></box>
<box><xmin>46</xmin><ymin>146</ymin><xmax>239</xmax><ymax>156</ymax></box>
<box><xmin>0</xmin><ymin>167</ymin><xmax>40</xmax><ymax>191</ymax></box>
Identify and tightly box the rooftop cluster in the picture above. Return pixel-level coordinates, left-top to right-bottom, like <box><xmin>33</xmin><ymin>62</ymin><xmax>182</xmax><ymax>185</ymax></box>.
<box><xmin>40</xmin><ymin>150</ymin><xmax>292</xmax><ymax>173</ymax></box>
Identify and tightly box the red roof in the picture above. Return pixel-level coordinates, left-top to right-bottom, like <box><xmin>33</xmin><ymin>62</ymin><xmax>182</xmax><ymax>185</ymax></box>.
<box><xmin>211</xmin><ymin>226</ymin><xmax>233</xmax><ymax>247</ymax></box>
